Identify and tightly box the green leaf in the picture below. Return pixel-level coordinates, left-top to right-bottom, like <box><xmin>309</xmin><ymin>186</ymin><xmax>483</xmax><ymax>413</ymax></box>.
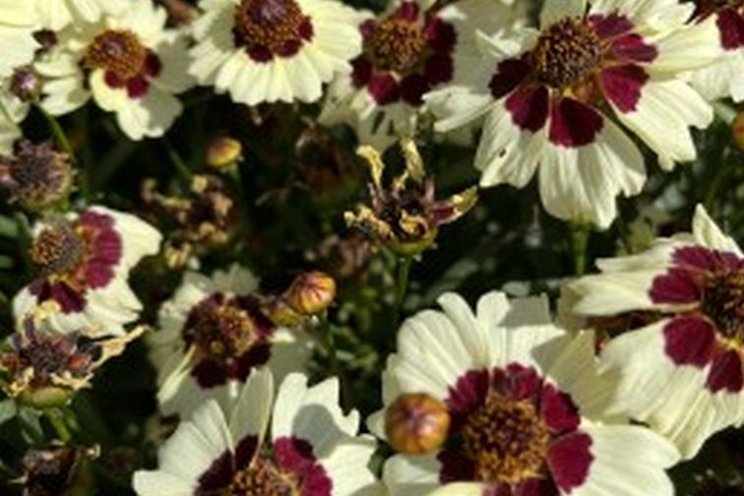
<box><xmin>0</xmin><ymin>399</ymin><xmax>16</xmax><ymax>426</ymax></box>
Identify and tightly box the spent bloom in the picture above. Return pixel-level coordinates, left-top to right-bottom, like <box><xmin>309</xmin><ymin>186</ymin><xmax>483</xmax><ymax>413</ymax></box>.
<box><xmin>188</xmin><ymin>0</ymin><xmax>364</xmax><ymax>105</ymax></box>
<box><xmin>13</xmin><ymin>206</ymin><xmax>162</xmax><ymax>336</ymax></box>
<box><xmin>17</xmin><ymin>445</ymin><xmax>99</xmax><ymax>496</ymax></box>
<box><xmin>319</xmin><ymin>0</ymin><xmax>513</xmax><ymax>150</ymax></box>
<box><xmin>371</xmin><ymin>291</ymin><xmax>679</xmax><ymax>496</ymax></box>
<box><xmin>0</xmin><ymin>140</ymin><xmax>74</xmax><ymax>211</ymax></box>
<box><xmin>149</xmin><ymin>264</ymin><xmax>313</xmax><ymax>418</ymax></box>
<box><xmin>426</xmin><ymin>0</ymin><xmax>719</xmax><ymax>228</ymax></box>
<box><xmin>0</xmin><ymin>307</ymin><xmax>143</xmax><ymax>408</ymax></box>
<box><xmin>345</xmin><ymin>139</ymin><xmax>477</xmax><ymax>255</ymax></box>
<box><xmin>38</xmin><ymin>0</ymin><xmax>193</xmax><ymax>140</ymax></box>
<box><xmin>133</xmin><ymin>369</ymin><xmax>380</xmax><ymax>496</ymax></box>
<box><xmin>568</xmin><ymin>205</ymin><xmax>744</xmax><ymax>458</ymax></box>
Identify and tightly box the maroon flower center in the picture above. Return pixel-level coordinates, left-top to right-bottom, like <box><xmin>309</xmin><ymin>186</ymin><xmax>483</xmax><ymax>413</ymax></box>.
<box><xmin>702</xmin><ymin>270</ymin><xmax>744</xmax><ymax>343</ymax></box>
<box><xmin>30</xmin><ymin>224</ymin><xmax>88</xmax><ymax>278</ymax></box>
<box><xmin>84</xmin><ymin>30</ymin><xmax>148</xmax><ymax>81</ymax></box>
<box><xmin>184</xmin><ymin>296</ymin><xmax>263</xmax><ymax>361</ymax></box>
<box><xmin>532</xmin><ymin>18</ymin><xmax>604</xmax><ymax>90</ymax></box>
<box><xmin>233</xmin><ymin>0</ymin><xmax>314</xmax><ymax>62</ymax></box>
<box><xmin>368</xmin><ymin>17</ymin><xmax>426</xmax><ymax>73</ymax></box>
<box><xmin>461</xmin><ymin>393</ymin><xmax>550</xmax><ymax>485</ymax></box>
<box><xmin>227</xmin><ymin>458</ymin><xmax>299</xmax><ymax>496</ymax></box>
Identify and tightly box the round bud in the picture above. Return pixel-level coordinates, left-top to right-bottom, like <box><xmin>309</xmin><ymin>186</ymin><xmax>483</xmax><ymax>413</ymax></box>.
<box><xmin>385</xmin><ymin>393</ymin><xmax>450</xmax><ymax>454</ymax></box>
<box><xmin>284</xmin><ymin>271</ymin><xmax>337</xmax><ymax>315</ymax></box>
<box><xmin>207</xmin><ymin>137</ymin><xmax>243</xmax><ymax>169</ymax></box>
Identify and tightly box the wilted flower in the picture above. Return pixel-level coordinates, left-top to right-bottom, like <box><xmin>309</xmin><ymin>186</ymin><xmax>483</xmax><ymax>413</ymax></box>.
<box><xmin>370</xmin><ymin>291</ymin><xmax>678</xmax><ymax>496</ymax></box>
<box><xmin>305</xmin><ymin>233</ymin><xmax>374</xmax><ymax>280</ymax></box>
<box><xmin>133</xmin><ymin>370</ymin><xmax>379</xmax><ymax>496</ymax></box>
<box><xmin>0</xmin><ymin>140</ymin><xmax>73</xmax><ymax>211</ymax></box>
<box><xmin>385</xmin><ymin>392</ymin><xmax>450</xmax><ymax>455</ymax></box>
<box><xmin>345</xmin><ymin>139</ymin><xmax>477</xmax><ymax>255</ymax></box>
<box><xmin>0</xmin><ymin>308</ymin><xmax>144</xmax><ymax>408</ymax></box>
<box><xmin>149</xmin><ymin>264</ymin><xmax>312</xmax><ymax>418</ymax></box>
<box><xmin>141</xmin><ymin>174</ymin><xmax>235</xmax><ymax>268</ymax></box>
<box><xmin>16</xmin><ymin>445</ymin><xmax>99</xmax><ymax>496</ymax></box>
<box><xmin>13</xmin><ymin>206</ymin><xmax>162</xmax><ymax>336</ymax></box>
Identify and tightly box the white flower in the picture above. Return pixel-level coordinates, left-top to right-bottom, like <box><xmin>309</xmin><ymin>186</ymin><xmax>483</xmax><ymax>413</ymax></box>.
<box><xmin>426</xmin><ymin>0</ymin><xmax>719</xmax><ymax>228</ymax></box>
<box><xmin>319</xmin><ymin>0</ymin><xmax>514</xmax><ymax>150</ymax></box>
<box><xmin>38</xmin><ymin>0</ymin><xmax>194</xmax><ymax>140</ymax></box>
<box><xmin>149</xmin><ymin>264</ymin><xmax>314</xmax><ymax>418</ymax></box>
<box><xmin>0</xmin><ymin>1</ymin><xmax>40</xmax><ymax>78</ymax></box>
<box><xmin>34</xmin><ymin>0</ymin><xmax>131</xmax><ymax>31</ymax></box>
<box><xmin>372</xmin><ymin>291</ymin><xmax>678</xmax><ymax>496</ymax></box>
<box><xmin>189</xmin><ymin>0</ymin><xmax>363</xmax><ymax>105</ymax></box>
<box><xmin>133</xmin><ymin>369</ymin><xmax>381</xmax><ymax>496</ymax></box>
<box><xmin>689</xmin><ymin>4</ymin><xmax>744</xmax><ymax>102</ymax></box>
<box><xmin>13</xmin><ymin>205</ymin><xmax>162</xmax><ymax>336</ymax></box>
<box><xmin>567</xmin><ymin>205</ymin><xmax>744</xmax><ymax>459</ymax></box>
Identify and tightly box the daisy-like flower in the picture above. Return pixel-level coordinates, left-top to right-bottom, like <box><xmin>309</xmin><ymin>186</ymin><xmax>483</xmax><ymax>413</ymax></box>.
<box><xmin>38</xmin><ymin>0</ymin><xmax>193</xmax><ymax>140</ymax></box>
<box><xmin>133</xmin><ymin>369</ymin><xmax>380</xmax><ymax>496</ymax></box>
<box><xmin>0</xmin><ymin>1</ymin><xmax>40</xmax><ymax>78</ymax></box>
<box><xmin>188</xmin><ymin>0</ymin><xmax>363</xmax><ymax>105</ymax></box>
<box><xmin>426</xmin><ymin>0</ymin><xmax>718</xmax><ymax>228</ymax></box>
<box><xmin>319</xmin><ymin>0</ymin><xmax>513</xmax><ymax>150</ymax></box>
<box><xmin>372</xmin><ymin>291</ymin><xmax>679</xmax><ymax>496</ymax></box>
<box><xmin>568</xmin><ymin>205</ymin><xmax>744</xmax><ymax>458</ymax></box>
<box><xmin>690</xmin><ymin>1</ymin><xmax>744</xmax><ymax>102</ymax></box>
<box><xmin>1</xmin><ymin>306</ymin><xmax>144</xmax><ymax>408</ymax></box>
<box><xmin>33</xmin><ymin>0</ymin><xmax>130</xmax><ymax>31</ymax></box>
<box><xmin>149</xmin><ymin>264</ymin><xmax>313</xmax><ymax>418</ymax></box>
<box><xmin>13</xmin><ymin>205</ymin><xmax>162</xmax><ymax>336</ymax></box>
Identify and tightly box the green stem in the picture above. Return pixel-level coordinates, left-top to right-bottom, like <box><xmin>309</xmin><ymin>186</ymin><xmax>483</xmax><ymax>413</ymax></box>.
<box><xmin>44</xmin><ymin>408</ymin><xmax>72</xmax><ymax>444</ymax></box>
<box><xmin>163</xmin><ymin>137</ymin><xmax>191</xmax><ymax>181</ymax></box>
<box><xmin>392</xmin><ymin>256</ymin><xmax>413</xmax><ymax>330</ymax></box>
<box><xmin>570</xmin><ymin>223</ymin><xmax>591</xmax><ymax>276</ymax></box>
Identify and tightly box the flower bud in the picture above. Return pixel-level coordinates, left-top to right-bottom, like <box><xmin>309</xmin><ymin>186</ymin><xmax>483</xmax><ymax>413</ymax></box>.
<box><xmin>10</xmin><ymin>66</ymin><xmax>42</xmax><ymax>102</ymax></box>
<box><xmin>207</xmin><ymin>137</ymin><xmax>242</xmax><ymax>169</ymax></box>
<box><xmin>263</xmin><ymin>297</ymin><xmax>305</xmax><ymax>327</ymax></box>
<box><xmin>385</xmin><ymin>393</ymin><xmax>450</xmax><ymax>454</ymax></box>
<box><xmin>0</xmin><ymin>140</ymin><xmax>73</xmax><ymax>211</ymax></box>
<box><xmin>284</xmin><ymin>271</ymin><xmax>336</xmax><ymax>315</ymax></box>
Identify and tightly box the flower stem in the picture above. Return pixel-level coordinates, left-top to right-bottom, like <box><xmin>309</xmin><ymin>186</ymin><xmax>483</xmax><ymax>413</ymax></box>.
<box><xmin>163</xmin><ymin>136</ymin><xmax>191</xmax><ymax>181</ymax></box>
<box><xmin>44</xmin><ymin>408</ymin><xmax>72</xmax><ymax>444</ymax></box>
<box><xmin>570</xmin><ymin>223</ymin><xmax>591</xmax><ymax>276</ymax></box>
<box><xmin>393</xmin><ymin>256</ymin><xmax>413</xmax><ymax>328</ymax></box>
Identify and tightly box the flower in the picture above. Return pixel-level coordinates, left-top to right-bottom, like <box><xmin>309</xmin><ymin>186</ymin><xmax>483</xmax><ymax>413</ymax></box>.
<box><xmin>149</xmin><ymin>264</ymin><xmax>313</xmax><ymax>418</ymax></box>
<box><xmin>0</xmin><ymin>2</ymin><xmax>40</xmax><ymax>77</ymax></box>
<box><xmin>567</xmin><ymin>205</ymin><xmax>744</xmax><ymax>459</ymax></box>
<box><xmin>188</xmin><ymin>0</ymin><xmax>364</xmax><ymax>105</ymax></box>
<box><xmin>0</xmin><ymin>140</ymin><xmax>74</xmax><ymax>211</ymax></box>
<box><xmin>426</xmin><ymin>0</ymin><xmax>718</xmax><ymax>228</ymax></box>
<box><xmin>319</xmin><ymin>0</ymin><xmax>514</xmax><ymax>150</ymax></box>
<box><xmin>690</xmin><ymin>1</ymin><xmax>744</xmax><ymax>102</ymax></box>
<box><xmin>33</xmin><ymin>0</ymin><xmax>130</xmax><ymax>31</ymax></box>
<box><xmin>12</xmin><ymin>205</ymin><xmax>162</xmax><ymax>336</ymax></box>
<box><xmin>38</xmin><ymin>0</ymin><xmax>193</xmax><ymax>140</ymax></box>
<box><xmin>132</xmin><ymin>369</ymin><xmax>380</xmax><ymax>496</ymax></box>
<box><xmin>345</xmin><ymin>139</ymin><xmax>477</xmax><ymax>255</ymax></box>
<box><xmin>371</xmin><ymin>291</ymin><xmax>679</xmax><ymax>495</ymax></box>
<box><xmin>1</xmin><ymin>306</ymin><xmax>144</xmax><ymax>408</ymax></box>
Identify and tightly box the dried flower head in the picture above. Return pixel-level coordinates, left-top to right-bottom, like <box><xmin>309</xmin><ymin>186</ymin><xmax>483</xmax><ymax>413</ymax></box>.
<box><xmin>295</xmin><ymin>126</ymin><xmax>360</xmax><ymax>203</ymax></box>
<box><xmin>305</xmin><ymin>233</ymin><xmax>373</xmax><ymax>280</ymax></box>
<box><xmin>0</xmin><ymin>141</ymin><xmax>73</xmax><ymax>211</ymax></box>
<box><xmin>17</xmin><ymin>446</ymin><xmax>99</xmax><ymax>496</ymax></box>
<box><xmin>0</xmin><ymin>305</ymin><xmax>144</xmax><ymax>408</ymax></box>
<box><xmin>141</xmin><ymin>174</ymin><xmax>235</xmax><ymax>268</ymax></box>
<box><xmin>345</xmin><ymin>139</ymin><xmax>477</xmax><ymax>255</ymax></box>
<box><xmin>385</xmin><ymin>392</ymin><xmax>451</xmax><ymax>455</ymax></box>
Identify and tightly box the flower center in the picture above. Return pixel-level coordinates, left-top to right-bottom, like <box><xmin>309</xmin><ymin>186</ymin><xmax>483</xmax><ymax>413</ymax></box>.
<box><xmin>184</xmin><ymin>296</ymin><xmax>262</xmax><ymax>360</ymax></box>
<box><xmin>30</xmin><ymin>224</ymin><xmax>88</xmax><ymax>277</ymax></box>
<box><xmin>367</xmin><ymin>17</ymin><xmax>426</xmax><ymax>73</ymax></box>
<box><xmin>233</xmin><ymin>0</ymin><xmax>313</xmax><ymax>61</ymax></box>
<box><xmin>461</xmin><ymin>393</ymin><xmax>551</xmax><ymax>485</ymax></box>
<box><xmin>702</xmin><ymin>270</ymin><xmax>744</xmax><ymax>342</ymax></box>
<box><xmin>531</xmin><ymin>17</ymin><xmax>604</xmax><ymax>89</ymax></box>
<box><xmin>225</xmin><ymin>458</ymin><xmax>299</xmax><ymax>496</ymax></box>
<box><xmin>84</xmin><ymin>30</ymin><xmax>148</xmax><ymax>81</ymax></box>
